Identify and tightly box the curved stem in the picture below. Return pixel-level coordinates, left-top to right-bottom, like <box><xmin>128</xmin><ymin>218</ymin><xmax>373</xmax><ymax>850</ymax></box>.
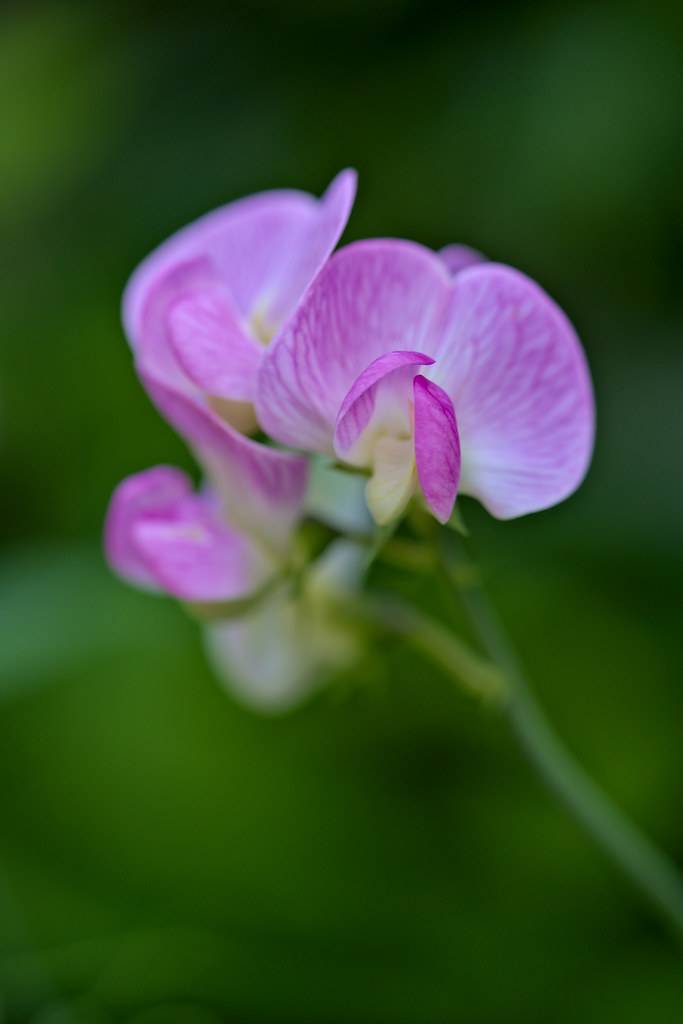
<box><xmin>354</xmin><ymin>593</ymin><xmax>506</xmax><ymax>704</ymax></box>
<box><xmin>439</xmin><ymin>529</ymin><xmax>683</xmax><ymax>939</ymax></box>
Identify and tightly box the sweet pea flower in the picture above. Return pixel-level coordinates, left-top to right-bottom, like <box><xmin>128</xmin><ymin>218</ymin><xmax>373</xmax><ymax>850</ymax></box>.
<box><xmin>105</xmin><ymin>386</ymin><xmax>366</xmax><ymax>709</ymax></box>
<box><xmin>256</xmin><ymin>240</ymin><xmax>594</xmax><ymax>525</ymax></box>
<box><xmin>105</xmin><ymin>387</ymin><xmax>308</xmax><ymax>605</ymax></box>
<box><xmin>123</xmin><ymin>170</ymin><xmax>356</xmax><ymax>433</ymax></box>
<box><xmin>105</xmin><ymin>381</ymin><xmax>309</xmax><ymax>703</ymax></box>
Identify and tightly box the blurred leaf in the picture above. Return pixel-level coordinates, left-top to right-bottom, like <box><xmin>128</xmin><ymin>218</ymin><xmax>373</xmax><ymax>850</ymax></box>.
<box><xmin>0</xmin><ymin>544</ymin><xmax>183</xmax><ymax>700</ymax></box>
<box><xmin>0</xmin><ymin>4</ymin><xmax>126</xmax><ymax>229</ymax></box>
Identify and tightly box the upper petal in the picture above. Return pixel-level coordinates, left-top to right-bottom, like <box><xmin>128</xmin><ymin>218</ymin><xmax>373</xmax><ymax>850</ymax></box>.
<box><xmin>141</xmin><ymin>374</ymin><xmax>309</xmax><ymax>553</ymax></box>
<box><xmin>256</xmin><ymin>239</ymin><xmax>452</xmax><ymax>452</ymax></box>
<box><xmin>122</xmin><ymin>170</ymin><xmax>356</xmax><ymax>391</ymax></box>
<box><xmin>431</xmin><ymin>264</ymin><xmax>595</xmax><ymax>518</ymax></box>
<box><xmin>253</xmin><ymin>168</ymin><xmax>357</xmax><ymax>327</ymax></box>
<box><xmin>438</xmin><ymin>244</ymin><xmax>487</xmax><ymax>276</ymax></box>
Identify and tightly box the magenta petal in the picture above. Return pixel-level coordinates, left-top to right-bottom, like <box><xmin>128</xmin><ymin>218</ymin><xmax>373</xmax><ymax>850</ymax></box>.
<box><xmin>439</xmin><ymin>244</ymin><xmax>487</xmax><ymax>276</ymax></box>
<box><xmin>142</xmin><ymin>375</ymin><xmax>309</xmax><ymax>551</ymax></box>
<box><xmin>334</xmin><ymin>350</ymin><xmax>434</xmax><ymax>457</ymax></box>
<box><xmin>105</xmin><ymin>466</ymin><xmax>192</xmax><ymax>588</ymax></box>
<box><xmin>257</xmin><ymin>239</ymin><xmax>452</xmax><ymax>452</ymax></box>
<box><xmin>168</xmin><ymin>287</ymin><xmax>263</xmax><ymax>401</ymax></box>
<box><xmin>106</xmin><ymin>467</ymin><xmax>267</xmax><ymax>602</ymax></box>
<box><xmin>132</xmin><ymin>492</ymin><xmax>260</xmax><ymax>603</ymax></box>
<box><xmin>413</xmin><ymin>376</ymin><xmax>461</xmax><ymax>523</ymax></box>
<box><xmin>432</xmin><ymin>264</ymin><xmax>595</xmax><ymax>518</ymax></box>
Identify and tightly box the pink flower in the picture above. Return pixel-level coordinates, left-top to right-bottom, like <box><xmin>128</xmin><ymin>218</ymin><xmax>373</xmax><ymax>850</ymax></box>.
<box><xmin>256</xmin><ymin>240</ymin><xmax>595</xmax><ymax>524</ymax></box>
<box><xmin>105</xmin><ymin>389</ymin><xmax>308</xmax><ymax>604</ymax></box>
<box><xmin>104</xmin><ymin>390</ymin><xmax>364</xmax><ymax>709</ymax></box>
<box><xmin>106</xmin><ymin>175</ymin><xmax>595</xmax><ymax>707</ymax></box>
<box><xmin>122</xmin><ymin>169</ymin><xmax>356</xmax><ymax>433</ymax></box>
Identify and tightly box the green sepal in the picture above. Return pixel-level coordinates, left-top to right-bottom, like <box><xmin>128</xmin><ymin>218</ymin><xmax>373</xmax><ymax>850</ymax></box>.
<box><xmin>445</xmin><ymin>503</ymin><xmax>469</xmax><ymax>536</ymax></box>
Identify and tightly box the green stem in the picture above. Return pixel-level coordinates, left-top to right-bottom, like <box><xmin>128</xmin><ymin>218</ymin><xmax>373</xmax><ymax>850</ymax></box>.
<box><xmin>355</xmin><ymin>593</ymin><xmax>506</xmax><ymax>704</ymax></box>
<box><xmin>440</xmin><ymin>530</ymin><xmax>683</xmax><ymax>938</ymax></box>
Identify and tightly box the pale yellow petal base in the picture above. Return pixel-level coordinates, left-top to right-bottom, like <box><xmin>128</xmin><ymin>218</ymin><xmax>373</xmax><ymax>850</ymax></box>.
<box><xmin>365</xmin><ymin>435</ymin><xmax>416</xmax><ymax>525</ymax></box>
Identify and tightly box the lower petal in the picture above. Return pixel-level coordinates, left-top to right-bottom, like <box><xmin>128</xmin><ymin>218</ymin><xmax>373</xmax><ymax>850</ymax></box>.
<box><xmin>140</xmin><ymin>375</ymin><xmax>309</xmax><ymax>554</ymax></box>
<box><xmin>105</xmin><ymin>467</ymin><xmax>267</xmax><ymax>603</ymax></box>
<box><xmin>334</xmin><ymin>350</ymin><xmax>433</xmax><ymax>465</ymax></box>
<box><xmin>205</xmin><ymin>539</ymin><xmax>365</xmax><ymax>712</ymax></box>
<box><xmin>365</xmin><ymin>435</ymin><xmax>416</xmax><ymax>525</ymax></box>
<box><xmin>104</xmin><ymin>466</ymin><xmax>192</xmax><ymax>588</ymax></box>
<box><xmin>304</xmin><ymin>458</ymin><xmax>372</xmax><ymax>535</ymax></box>
<box><xmin>132</xmin><ymin>493</ymin><xmax>264</xmax><ymax>603</ymax></box>
<box><xmin>413</xmin><ymin>375</ymin><xmax>461</xmax><ymax>524</ymax></box>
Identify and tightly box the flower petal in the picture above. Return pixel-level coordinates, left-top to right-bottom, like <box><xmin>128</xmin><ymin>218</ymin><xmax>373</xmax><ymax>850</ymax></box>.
<box><xmin>127</xmin><ymin>256</ymin><xmax>218</xmax><ymax>392</ymax></box>
<box><xmin>304</xmin><ymin>458</ymin><xmax>372</xmax><ymax>535</ymax></box>
<box><xmin>365</xmin><ymin>435</ymin><xmax>416</xmax><ymax>525</ymax></box>
<box><xmin>141</xmin><ymin>374</ymin><xmax>309</xmax><ymax>553</ymax></box>
<box><xmin>205</xmin><ymin>584</ymin><xmax>326</xmax><ymax>712</ymax></box>
<box><xmin>105</xmin><ymin>467</ymin><xmax>265</xmax><ymax>602</ymax></box>
<box><xmin>438</xmin><ymin>244</ymin><xmax>487</xmax><ymax>276</ymax></box>
<box><xmin>334</xmin><ymin>350</ymin><xmax>434</xmax><ymax>462</ymax></box>
<box><xmin>132</xmin><ymin>492</ymin><xmax>261</xmax><ymax>603</ymax></box>
<box><xmin>167</xmin><ymin>286</ymin><xmax>263</xmax><ymax>401</ymax></box>
<box><xmin>413</xmin><ymin>375</ymin><xmax>461</xmax><ymax>524</ymax></box>
<box><xmin>431</xmin><ymin>264</ymin><xmax>594</xmax><ymax>518</ymax></box>
<box><xmin>257</xmin><ymin>239</ymin><xmax>452</xmax><ymax>452</ymax></box>
<box><xmin>205</xmin><ymin>540</ymin><xmax>365</xmax><ymax>712</ymax></box>
<box><xmin>123</xmin><ymin>170</ymin><xmax>356</xmax><ymax>392</ymax></box>
<box><xmin>254</xmin><ymin>168</ymin><xmax>357</xmax><ymax>328</ymax></box>
<box><xmin>104</xmin><ymin>466</ymin><xmax>192</xmax><ymax>588</ymax></box>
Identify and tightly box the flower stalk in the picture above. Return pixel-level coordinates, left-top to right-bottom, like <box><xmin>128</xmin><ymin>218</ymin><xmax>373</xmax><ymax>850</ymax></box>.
<box><xmin>438</xmin><ymin>529</ymin><xmax>683</xmax><ymax>939</ymax></box>
<box><xmin>353</xmin><ymin>592</ymin><xmax>507</xmax><ymax>705</ymax></box>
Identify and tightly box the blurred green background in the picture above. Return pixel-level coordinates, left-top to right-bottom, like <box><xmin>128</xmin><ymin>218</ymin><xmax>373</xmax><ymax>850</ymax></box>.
<box><xmin>1</xmin><ymin>1</ymin><xmax>683</xmax><ymax>1020</ymax></box>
